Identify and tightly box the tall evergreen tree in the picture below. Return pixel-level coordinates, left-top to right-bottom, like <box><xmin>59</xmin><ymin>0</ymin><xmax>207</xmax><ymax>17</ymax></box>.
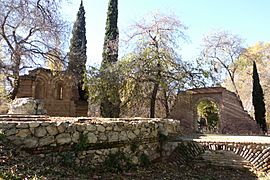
<box><xmin>68</xmin><ymin>0</ymin><xmax>87</xmax><ymax>100</ymax></box>
<box><xmin>100</xmin><ymin>0</ymin><xmax>120</xmax><ymax>117</ymax></box>
<box><xmin>252</xmin><ymin>61</ymin><xmax>267</xmax><ymax>133</ymax></box>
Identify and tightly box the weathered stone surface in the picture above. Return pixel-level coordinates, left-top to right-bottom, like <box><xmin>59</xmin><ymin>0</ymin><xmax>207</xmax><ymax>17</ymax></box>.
<box><xmin>16</xmin><ymin>123</ymin><xmax>29</xmax><ymax>129</ymax></box>
<box><xmin>8</xmin><ymin>97</ymin><xmax>46</xmax><ymax>115</ymax></box>
<box><xmin>97</xmin><ymin>125</ymin><xmax>105</xmax><ymax>132</ymax></box>
<box><xmin>40</xmin><ymin>122</ymin><xmax>50</xmax><ymax>127</ymax></box>
<box><xmin>134</xmin><ymin>129</ymin><xmax>140</xmax><ymax>136</ymax></box>
<box><xmin>131</xmin><ymin>156</ymin><xmax>139</xmax><ymax>164</ymax></box>
<box><xmin>39</xmin><ymin>136</ymin><xmax>55</xmax><ymax>146</ymax></box>
<box><xmin>29</xmin><ymin>128</ymin><xmax>35</xmax><ymax>134</ymax></box>
<box><xmin>106</xmin><ymin>126</ymin><xmax>113</xmax><ymax>130</ymax></box>
<box><xmin>76</xmin><ymin>124</ymin><xmax>86</xmax><ymax>132</ymax></box>
<box><xmin>46</xmin><ymin>126</ymin><xmax>58</xmax><ymax>136</ymax></box>
<box><xmin>108</xmin><ymin>132</ymin><xmax>119</xmax><ymax>142</ymax></box>
<box><xmin>127</xmin><ymin>131</ymin><xmax>136</xmax><ymax>140</ymax></box>
<box><xmin>29</xmin><ymin>123</ymin><xmax>40</xmax><ymax>128</ymax></box>
<box><xmin>99</xmin><ymin>133</ymin><xmax>107</xmax><ymax>141</ymax></box>
<box><xmin>16</xmin><ymin>129</ymin><xmax>31</xmax><ymax>138</ymax></box>
<box><xmin>113</xmin><ymin>125</ymin><xmax>121</xmax><ymax>132</ymax></box>
<box><xmin>56</xmin><ymin>133</ymin><xmax>71</xmax><ymax>145</ymax></box>
<box><xmin>72</xmin><ymin>131</ymin><xmax>80</xmax><ymax>143</ymax></box>
<box><xmin>86</xmin><ymin>124</ymin><xmax>96</xmax><ymax>131</ymax></box>
<box><xmin>96</xmin><ymin>150</ymin><xmax>103</xmax><ymax>155</ymax></box>
<box><xmin>87</xmin><ymin>133</ymin><xmax>97</xmax><ymax>143</ymax></box>
<box><xmin>35</xmin><ymin>127</ymin><xmax>47</xmax><ymax>137</ymax></box>
<box><xmin>23</xmin><ymin>137</ymin><xmax>38</xmax><ymax>148</ymax></box>
<box><xmin>57</xmin><ymin>123</ymin><xmax>69</xmax><ymax>133</ymax></box>
<box><xmin>119</xmin><ymin>131</ymin><xmax>128</xmax><ymax>141</ymax></box>
<box><xmin>5</xmin><ymin>128</ymin><xmax>17</xmax><ymax>136</ymax></box>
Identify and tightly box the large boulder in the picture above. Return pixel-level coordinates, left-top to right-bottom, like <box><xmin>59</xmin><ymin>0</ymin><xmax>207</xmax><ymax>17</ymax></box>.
<box><xmin>8</xmin><ymin>97</ymin><xmax>47</xmax><ymax>115</ymax></box>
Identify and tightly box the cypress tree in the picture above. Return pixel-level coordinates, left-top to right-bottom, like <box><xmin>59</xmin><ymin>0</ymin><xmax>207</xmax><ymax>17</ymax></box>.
<box><xmin>252</xmin><ymin>61</ymin><xmax>267</xmax><ymax>133</ymax></box>
<box><xmin>68</xmin><ymin>0</ymin><xmax>87</xmax><ymax>100</ymax></box>
<box><xmin>100</xmin><ymin>0</ymin><xmax>120</xmax><ymax>117</ymax></box>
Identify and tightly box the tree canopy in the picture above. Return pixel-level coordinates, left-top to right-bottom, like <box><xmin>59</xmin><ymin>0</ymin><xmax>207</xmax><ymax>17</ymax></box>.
<box><xmin>99</xmin><ymin>0</ymin><xmax>121</xmax><ymax>118</ymax></box>
<box><xmin>252</xmin><ymin>61</ymin><xmax>267</xmax><ymax>133</ymax></box>
<box><xmin>0</xmin><ymin>0</ymin><xmax>68</xmax><ymax>99</ymax></box>
<box><xmin>68</xmin><ymin>0</ymin><xmax>88</xmax><ymax>101</ymax></box>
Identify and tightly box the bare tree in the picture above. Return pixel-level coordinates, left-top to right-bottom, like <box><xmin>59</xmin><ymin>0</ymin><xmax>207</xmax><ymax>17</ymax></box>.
<box><xmin>122</xmin><ymin>13</ymin><xmax>188</xmax><ymax>118</ymax></box>
<box><xmin>0</xmin><ymin>0</ymin><xmax>68</xmax><ymax>99</ymax></box>
<box><xmin>201</xmin><ymin>31</ymin><xmax>244</xmax><ymax>98</ymax></box>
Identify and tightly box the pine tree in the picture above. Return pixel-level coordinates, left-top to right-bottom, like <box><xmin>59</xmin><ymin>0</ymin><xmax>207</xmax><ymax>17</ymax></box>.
<box><xmin>68</xmin><ymin>0</ymin><xmax>87</xmax><ymax>100</ymax></box>
<box><xmin>252</xmin><ymin>61</ymin><xmax>267</xmax><ymax>133</ymax></box>
<box><xmin>100</xmin><ymin>0</ymin><xmax>120</xmax><ymax>117</ymax></box>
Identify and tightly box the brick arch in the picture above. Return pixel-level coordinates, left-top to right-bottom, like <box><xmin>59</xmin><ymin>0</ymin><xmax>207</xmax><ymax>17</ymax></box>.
<box><xmin>199</xmin><ymin>141</ymin><xmax>270</xmax><ymax>173</ymax></box>
<box><xmin>169</xmin><ymin>87</ymin><xmax>260</xmax><ymax>135</ymax></box>
<box><xmin>167</xmin><ymin>141</ymin><xmax>270</xmax><ymax>175</ymax></box>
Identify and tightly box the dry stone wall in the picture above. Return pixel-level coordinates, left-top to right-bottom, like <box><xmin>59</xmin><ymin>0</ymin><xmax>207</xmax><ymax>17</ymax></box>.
<box><xmin>0</xmin><ymin>117</ymin><xmax>180</xmax><ymax>167</ymax></box>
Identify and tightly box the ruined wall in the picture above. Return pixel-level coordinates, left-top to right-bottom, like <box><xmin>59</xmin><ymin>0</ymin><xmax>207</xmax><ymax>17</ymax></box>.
<box><xmin>170</xmin><ymin>87</ymin><xmax>261</xmax><ymax>135</ymax></box>
<box><xmin>0</xmin><ymin>117</ymin><xmax>180</xmax><ymax>167</ymax></box>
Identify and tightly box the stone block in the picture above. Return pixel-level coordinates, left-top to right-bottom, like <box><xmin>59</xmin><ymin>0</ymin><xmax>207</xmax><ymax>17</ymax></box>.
<box><xmin>119</xmin><ymin>131</ymin><xmax>128</xmax><ymax>141</ymax></box>
<box><xmin>39</xmin><ymin>136</ymin><xmax>55</xmax><ymax>146</ymax></box>
<box><xmin>127</xmin><ymin>131</ymin><xmax>136</xmax><ymax>140</ymax></box>
<box><xmin>16</xmin><ymin>123</ymin><xmax>29</xmax><ymax>129</ymax></box>
<box><xmin>8</xmin><ymin>97</ymin><xmax>46</xmax><ymax>115</ymax></box>
<box><xmin>23</xmin><ymin>137</ymin><xmax>38</xmax><ymax>148</ymax></box>
<box><xmin>56</xmin><ymin>133</ymin><xmax>71</xmax><ymax>145</ymax></box>
<box><xmin>16</xmin><ymin>129</ymin><xmax>31</xmax><ymax>138</ymax></box>
<box><xmin>5</xmin><ymin>128</ymin><xmax>17</xmax><ymax>136</ymax></box>
<box><xmin>71</xmin><ymin>131</ymin><xmax>80</xmax><ymax>143</ymax></box>
<box><xmin>97</xmin><ymin>125</ymin><xmax>105</xmax><ymax>132</ymax></box>
<box><xmin>34</xmin><ymin>127</ymin><xmax>47</xmax><ymax>137</ymax></box>
<box><xmin>108</xmin><ymin>132</ymin><xmax>119</xmax><ymax>142</ymax></box>
<box><xmin>87</xmin><ymin>132</ymin><xmax>97</xmax><ymax>143</ymax></box>
<box><xmin>86</xmin><ymin>124</ymin><xmax>96</xmax><ymax>132</ymax></box>
<box><xmin>46</xmin><ymin>125</ymin><xmax>59</xmax><ymax>136</ymax></box>
<box><xmin>29</xmin><ymin>122</ymin><xmax>40</xmax><ymax>128</ymax></box>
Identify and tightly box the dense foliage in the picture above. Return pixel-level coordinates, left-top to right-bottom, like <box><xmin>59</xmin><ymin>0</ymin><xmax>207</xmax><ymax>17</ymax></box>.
<box><xmin>197</xmin><ymin>100</ymin><xmax>219</xmax><ymax>132</ymax></box>
<box><xmin>68</xmin><ymin>1</ymin><xmax>88</xmax><ymax>100</ymax></box>
<box><xmin>100</xmin><ymin>0</ymin><xmax>121</xmax><ymax>117</ymax></box>
<box><xmin>252</xmin><ymin>61</ymin><xmax>267</xmax><ymax>133</ymax></box>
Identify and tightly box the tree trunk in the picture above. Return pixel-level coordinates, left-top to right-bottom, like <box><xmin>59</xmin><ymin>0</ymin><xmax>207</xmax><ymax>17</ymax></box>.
<box><xmin>150</xmin><ymin>62</ymin><xmax>162</xmax><ymax>118</ymax></box>
<box><xmin>10</xmin><ymin>57</ymin><xmax>21</xmax><ymax>100</ymax></box>
<box><xmin>150</xmin><ymin>81</ymin><xmax>159</xmax><ymax>118</ymax></box>
<box><xmin>163</xmin><ymin>89</ymin><xmax>170</xmax><ymax>118</ymax></box>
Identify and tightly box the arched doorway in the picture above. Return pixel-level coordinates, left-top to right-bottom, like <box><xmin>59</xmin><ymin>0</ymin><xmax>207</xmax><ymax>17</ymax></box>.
<box><xmin>35</xmin><ymin>79</ymin><xmax>45</xmax><ymax>99</ymax></box>
<box><xmin>196</xmin><ymin>99</ymin><xmax>220</xmax><ymax>133</ymax></box>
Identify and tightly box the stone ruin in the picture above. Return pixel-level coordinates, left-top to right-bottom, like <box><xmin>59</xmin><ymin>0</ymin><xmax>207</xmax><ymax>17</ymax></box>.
<box><xmin>169</xmin><ymin>87</ymin><xmax>261</xmax><ymax>135</ymax></box>
<box><xmin>13</xmin><ymin>68</ymin><xmax>88</xmax><ymax>117</ymax></box>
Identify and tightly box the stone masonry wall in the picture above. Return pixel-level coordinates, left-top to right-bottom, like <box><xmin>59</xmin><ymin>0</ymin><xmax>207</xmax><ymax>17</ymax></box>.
<box><xmin>0</xmin><ymin>117</ymin><xmax>180</xmax><ymax>167</ymax></box>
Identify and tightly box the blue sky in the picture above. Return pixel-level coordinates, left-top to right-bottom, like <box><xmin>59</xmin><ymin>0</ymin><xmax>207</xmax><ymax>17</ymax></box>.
<box><xmin>63</xmin><ymin>0</ymin><xmax>270</xmax><ymax>66</ymax></box>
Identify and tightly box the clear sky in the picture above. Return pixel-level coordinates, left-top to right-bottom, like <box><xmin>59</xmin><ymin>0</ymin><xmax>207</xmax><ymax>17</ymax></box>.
<box><xmin>63</xmin><ymin>0</ymin><xmax>270</xmax><ymax>66</ymax></box>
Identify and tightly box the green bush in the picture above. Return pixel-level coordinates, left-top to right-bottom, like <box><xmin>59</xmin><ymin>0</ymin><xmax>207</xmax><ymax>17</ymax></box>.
<box><xmin>103</xmin><ymin>152</ymin><xmax>132</xmax><ymax>173</ymax></box>
<box><xmin>130</xmin><ymin>142</ymin><xmax>139</xmax><ymax>153</ymax></box>
<box><xmin>74</xmin><ymin>133</ymin><xmax>89</xmax><ymax>152</ymax></box>
<box><xmin>139</xmin><ymin>153</ymin><xmax>150</xmax><ymax>167</ymax></box>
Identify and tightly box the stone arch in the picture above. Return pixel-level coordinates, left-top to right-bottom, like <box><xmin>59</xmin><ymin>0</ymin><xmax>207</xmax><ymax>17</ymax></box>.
<box><xmin>193</xmin><ymin>97</ymin><xmax>221</xmax><ymax>133</ymax></box>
